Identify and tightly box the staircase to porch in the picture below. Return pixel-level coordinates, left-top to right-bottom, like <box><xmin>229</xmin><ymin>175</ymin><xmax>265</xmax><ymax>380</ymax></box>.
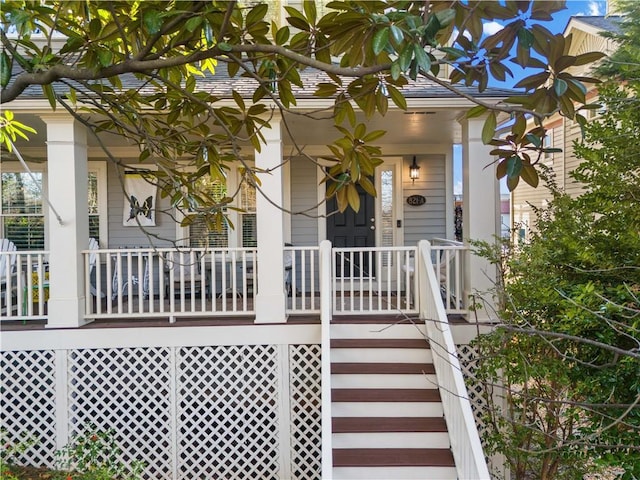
<box><xmin>329</xmin><ymin>317</ymin><xmax>457</xmax><ymax>480</ymax></box>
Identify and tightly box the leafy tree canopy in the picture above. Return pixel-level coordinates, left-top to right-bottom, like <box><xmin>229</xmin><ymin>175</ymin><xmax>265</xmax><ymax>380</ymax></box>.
<box><xmin>0</xmin><ymin>0</ymin><xmax>605</xmax><ymax>217</ymax></box>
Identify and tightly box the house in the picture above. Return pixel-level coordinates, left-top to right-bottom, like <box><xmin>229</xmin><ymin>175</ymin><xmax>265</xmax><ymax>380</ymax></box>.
<box><xmin>511</xmin><ymin>12</ymin><xmax>622</xmax><ymax>240</ymax></box>
<box><xmin>0</xmin><ymin>19</ymin><xmax>515</xmax><ymax>480</ymax></box>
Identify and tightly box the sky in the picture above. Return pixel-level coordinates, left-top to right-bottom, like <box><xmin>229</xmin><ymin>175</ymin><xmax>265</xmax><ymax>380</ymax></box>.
<box><xmin>453</xmin><ymin>0</ymin><xmax>609</xmax><ymax>196</ymax></box>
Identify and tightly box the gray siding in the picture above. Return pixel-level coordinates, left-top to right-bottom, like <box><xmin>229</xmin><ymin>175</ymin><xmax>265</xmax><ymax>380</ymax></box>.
<box><xmin>402</xmin><ymin>154</ymin><xmax>447</xmax><ymax>245</ymax></box>
<box><xmin>106</xmin><ymin>161</ymin><xmax>176</xmax><ymax>248</ymax></box>
<box><xmin>290</xmin><ymin>156</ymin><xmax>319</xmax><ymax>246</ymax></box>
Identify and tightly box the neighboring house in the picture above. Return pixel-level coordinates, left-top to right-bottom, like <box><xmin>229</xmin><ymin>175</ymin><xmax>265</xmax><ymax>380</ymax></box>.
<box><xmin>511</xmin><ymin>13</ymin><xmax>622</xmax><ymax>240</ymax></box>
<box><xmin>0</xmin><ymin>32</ymin><xmax>509</xmax><ymax>480</ymax></box>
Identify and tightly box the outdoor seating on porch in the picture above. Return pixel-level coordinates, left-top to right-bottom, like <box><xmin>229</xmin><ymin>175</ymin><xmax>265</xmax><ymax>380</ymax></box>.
<box><xmin>0</xmin><ymin>241</ymin><xmax>468</xmax><ymax>326</ymax></box>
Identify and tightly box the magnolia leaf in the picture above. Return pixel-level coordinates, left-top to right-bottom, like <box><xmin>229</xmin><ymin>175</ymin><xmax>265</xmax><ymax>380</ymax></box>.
<box><xmin>390</xmin><ymin>61</ymin><xmax>402</xmax><ymax>80</ymax></box>
<box><xmin>517</xmin><ymin>27</ymin><xmax>535</xmax><ymax>48</ymax></box>
<box><xmin>246</xmin><ymin>3</ymin><xmax>268</xmax><ymax>27</ymax></box>
<box><xmin>465</xmin><ymin>105</ymin><xmax>487</xmax><ymax>119</ymax></box>
<box><xmin>440</xmin><ymin>46</ymin><xmax>466</xmax><ymax>59</ymax></box>
<box><xmin>554</xmin><ymin>78</ymin><xmax>568</xmax><ymax>96</ymax></box>
<box><xmin>574</xmin><ymin>51</ymin><xmax>606</xmax><ymax>66</ymax></box>
<box><xmin>390</xmin><ymin>24</ymin><xmax>404</xmax><ymax>46</ymax></box>
<box><xmin>482</xmin><ymin>112</ymin><xmax>497</xmax><ymax>144</ymax></box>
<box><xmin>398</xmin><ymin>43</ymin><xmax>413</xmax><ymax>71</ymax></box>
<box><xmin>143</xmin><ymin>9</ymin><xmax>163</xmax><ymax>34</ymax></box>
<box><xmin>372</xmin><ymin>27</ymin><xmax>390</xmax><ymax>56</ymax></box>
<box><xmin>359</xmin><ymin>176</ymin><xmax>376</xmax><ymax>197</ymax></box>
<box><xmin>514</xmin><ymin>71</ymin><xmax>550</xmax><ymax>90</ymax></box>
<box><xmin>513</xmin><ymin>114</ymin><xmax>527</xmax><ymax>140</ymax></box>
<box><xmin>521</xmin><ymin>164</ymin><xmax>539</xmax><ymax>188</ymax></box>
<box><xmin>506</xmin><ymin>155</ymin><xmax>522</xmax><ymax>179</ymax></box>
<box><xmin>435</xmin><ymin>9</ymin><xmax>455</xmax><ymax>27</ymax></box>
<box><xmin>336</xmin><ymin>187</ymin><xmax>348</xmax><ymax>212</ymax></box>
<box><xmin>386</xmin><ymin>84</ymin><xmax>407</xmax><ymax>110</ymax></box>
<box><xmin>496</xmin><ymin>159</ymin><xmax>508</xmax><ymax>179</ymax></box>
<box><xmin>42</xmin><ymin>84</ymin><xmax>57</xmax><ymax>110</ymax></box>
<box><xmin>275</xmin><ymin>26</ymin><xmax>290</xmax><ymax>45</ymax></box>
<box><xmin>525</xmin><ymin>132</ymin><xmax>542</xmax><ymax>147</ymax></box>
<box><xmin>346</xmin><ymin>184</ymin><xmax>360</xmax><ymax>212</ymax></box>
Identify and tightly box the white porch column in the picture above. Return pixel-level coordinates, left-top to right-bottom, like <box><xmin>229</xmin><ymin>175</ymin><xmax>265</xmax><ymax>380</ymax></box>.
<box><xmin>254</xmin><ymin>114</ymin><xmax>287</xmax><ymax>323</ymax></box>
<box><xmin>460</xmin><ymin>117</ymin><xmax>500</xmax><ymax>322</ymax></box>
<box><xmin>41</xmin><ymin>116</ymin><xmax>90</xmax><ymax>328</ymax></box>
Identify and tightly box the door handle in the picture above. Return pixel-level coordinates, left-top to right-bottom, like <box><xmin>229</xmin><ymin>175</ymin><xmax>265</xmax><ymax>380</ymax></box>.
<box><xmin>370</xmin><ymin>218</ymin><xmax>375</xmax><ymax>223</ymax></box>
<box><xmin>370</xmin><ymin>225</ymin><xmax>375</xmax><ymax>230</ymax></box>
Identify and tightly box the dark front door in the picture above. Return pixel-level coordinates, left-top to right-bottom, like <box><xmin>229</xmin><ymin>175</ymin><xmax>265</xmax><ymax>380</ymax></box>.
<box><xmin>327</xmin><ymin>186</ymin><xmax>375</xmax><ymax>277</ymax></box>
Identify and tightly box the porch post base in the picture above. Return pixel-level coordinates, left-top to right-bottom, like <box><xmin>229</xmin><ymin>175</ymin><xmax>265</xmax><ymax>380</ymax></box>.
<box><xmin>46</xmin><ymin>298</ymin><xmax>92</xmax><ymax>329</ymax></box>
<box><xmin>254</xmin><ymin>294</ymin><xmax>287</xmax><ymax>324</ymax></box>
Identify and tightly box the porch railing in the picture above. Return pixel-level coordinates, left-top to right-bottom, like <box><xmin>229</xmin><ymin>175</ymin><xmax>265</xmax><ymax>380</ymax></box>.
<box><xmin>285</xmin><ymin>246</ymin><xmax>321</xmax><ymax>314</ymax></box>
<box><xmin>85</xmin><ymin>248</ymin><xmax>257</xmax><ymax>320</ymax></box>
<box><xmin>0</xmin><ymin>250</ymin><xmax>49</xmax><ymax>321</ymax></box>
<box><xmin>332</xmin><ymin>246</ymin><xmax>419</xmax><ymax>315</ymax></box>
<box><xmin>417</xmin><ymin>240</ymin><xmax>490</xmax><ymax>479</ymax></box>
<box><xmin>431</xmin><ymin>238</ymin><xmax>467</xmax><ymax>315</ymax></box>
<box><xmin>4</xmin><ymin>241</ymin><xmax>468</xmax><ymax>323</ymax></box>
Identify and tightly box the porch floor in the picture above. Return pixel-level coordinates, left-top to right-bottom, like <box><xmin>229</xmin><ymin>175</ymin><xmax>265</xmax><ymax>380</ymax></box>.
<box><xmin>0</xmin><ymin>313</ymin><xmax>468</xmax><ymax>331</ymax></box>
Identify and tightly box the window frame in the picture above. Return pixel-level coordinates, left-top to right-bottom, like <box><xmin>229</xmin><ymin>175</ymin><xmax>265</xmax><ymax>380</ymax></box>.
<box><xmin>1</xmin><ymin>161</ymin><xmax>108</xmax><ymax>250</ymax></box>
<box><xmin>0</xmin><ymin>163</ymin><xmax>47</xmax><ymax>250</ymax></box>
<box><xmin>88</xmin><ymin>161</ymin><xmax>108</xmax><ymax>247</ymax></box>
<box><xmin>175</xmin><ymin>163</ymin><xmax>257</xmax><ymax>248</ymax></box>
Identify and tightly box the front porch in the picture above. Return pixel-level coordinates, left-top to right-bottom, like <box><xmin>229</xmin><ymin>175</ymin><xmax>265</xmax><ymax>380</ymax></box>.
<box><xmin>1</xmin><ymin>241</ymin><xmax>489</xmax><ymax>480</ymax></box>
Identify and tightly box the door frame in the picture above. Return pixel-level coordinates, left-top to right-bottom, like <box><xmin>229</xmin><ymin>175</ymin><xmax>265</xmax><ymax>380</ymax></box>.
<box><xmin>317</xmin><ymin>156</ymin><xmax>405</xmax><ymax>247</ymax></box>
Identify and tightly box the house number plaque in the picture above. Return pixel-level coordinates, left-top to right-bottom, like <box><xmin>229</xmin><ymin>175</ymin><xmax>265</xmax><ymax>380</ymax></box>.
<box><xmin>406</xmin><ymin>195</ymin><xmax>426</xmax><ymax>206</ymax></box>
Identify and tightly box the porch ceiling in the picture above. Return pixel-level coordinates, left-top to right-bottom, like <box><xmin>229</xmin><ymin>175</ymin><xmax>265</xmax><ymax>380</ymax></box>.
<box><xmin>4</xmin><ymin>106</ymin><xmax>463</xmax><ymax>162</ymax></box>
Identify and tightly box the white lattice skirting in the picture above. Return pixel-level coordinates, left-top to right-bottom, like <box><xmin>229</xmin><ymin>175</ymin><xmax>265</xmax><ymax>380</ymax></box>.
<box><xmin>1</xmin><ymin>342</ymin><xmax>321</xmax><ymax>480</ymax></box>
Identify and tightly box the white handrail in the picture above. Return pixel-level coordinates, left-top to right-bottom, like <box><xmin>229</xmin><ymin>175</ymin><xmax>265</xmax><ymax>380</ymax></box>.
<box><xmin>319</xmin><ymin>240</ymin><xmax>333</xmax><ymax>479</ymax></box>
<box><xmin>1</xmin><ymin>250</ymin><xmax>49</xmax><ymax>321</ymax></box>
<box><xmin>417</xmin><ymin>240</ymin><xmax>490</xmax><ymax>479</ymax></box>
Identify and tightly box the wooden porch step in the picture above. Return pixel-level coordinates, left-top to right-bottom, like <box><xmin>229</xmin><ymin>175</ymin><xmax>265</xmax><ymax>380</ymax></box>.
<box><xmin>333</xmin><ymin>448</ymin><xmax>455</xmax><ymax>467</ymax></box>
<box><xmin>332</xmin><ymin>388</ymin><xmax>441</xmax><ymax>403</ymax></box>
<box><xmin>331</xmin><ymin>362</ymin><xmax>435</xmax><ymax>375</ymax></box>
<box><xmin>333</xmin><ymin>417</ymin><xmax>447</xmax><ymax>433</ymax></box>
<box><xmin>331</xmin><ymin>315</ymin><xmax>420</xmax><ymax>324</ymax></box>
<box><xmin>331</xmin><ymin>338</ymin><xmax>429</xmax><ymax>349</ymax></box>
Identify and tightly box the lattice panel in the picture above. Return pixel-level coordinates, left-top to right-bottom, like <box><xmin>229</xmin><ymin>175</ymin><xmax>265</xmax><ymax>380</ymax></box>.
<box><xmin>67</xmin><ymin>348</ymin><xmax>173</xmax><ymax>479</ymax></box>
<box><xmin>0</xmin><ymin>350</ymin><xmax>57</xmax><ymax>468</ymax></box>
<box><xmin>457</xmin><ymin>344</ymin><xmax>488</xmax><ymax>438</ymax></box>
<box><xmin>289</xmin><ymin>345</ymin><xmax>322</xmax><ymax>480</ymax></box>
<box><xmin>176</xmin><ymin>345</ymin><xmax>281</xmax><ymax>480</ymax></box>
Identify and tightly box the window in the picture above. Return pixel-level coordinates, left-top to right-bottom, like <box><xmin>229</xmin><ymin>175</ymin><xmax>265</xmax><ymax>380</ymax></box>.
<box><xmin>543</xmin><ymin>130</ymin><xmax>554</xmax><ymax>161</ymax></box>
<box><xmin>240</xmin><ymin>180</ymin><xmax>257</xmax><ymax>247</ymax></box>
<box><xmin>1</xmin><ymin>163</ymin><xmax>107</xmax><ymax>250</ymax></box>
<box><xmin>177</xmin><ymin>166</ymin><xmax>258</xmax><ymax>248</ymax></box>
<box><xmin>186</xmin><ymin>176</ymin><xmax>229</xmax><ymax>248</ymax></box>
<box><xmin>88</xmin><ymin>172</ymin><xmax>100</xmax><ymax>240</ymax></box>
<box><xmin>88</xmin><ymin>162</ymin><xmax>108</xmax><ymax>246</ymax></box>
<box><xmin>1</xmin><ymin>171</ymin><xmax>45</xmax><ymax>250</ymax></box>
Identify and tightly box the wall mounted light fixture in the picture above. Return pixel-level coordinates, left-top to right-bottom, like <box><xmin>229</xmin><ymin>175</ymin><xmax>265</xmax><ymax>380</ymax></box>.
<box><xmin>409</xmin><ymin>156</ymin><xmax>420</xmax><ymax>183</ymax></box>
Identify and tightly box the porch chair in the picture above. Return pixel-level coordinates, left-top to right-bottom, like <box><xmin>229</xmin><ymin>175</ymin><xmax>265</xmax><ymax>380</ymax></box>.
<box><xmin>240</xmin><ymin>245</ymin><xmax>295</xmax><ymax>296</ymax></box>
<box><xmin>88</xmin><ymin>237</ymin><xmax>105</xmax><ymax>298</ymax></box>
<box><xmin>284</xmin><ymin>243</ymin><xmax>294</xmax><ymax>296</ymax></box>
<box><xmin>1</xmin><ymin>239</ymin><xmax>19</xmax><ymax>310</ymax></box>
<box><xmin>111</xmin><ymin>251</ymin><xmax>151</xmax><ymax>300</ymax></box>
<box><xmin>164</xmin><ymin>251</ymin><xmax>206</xmax><ymax>298</ymax></box>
